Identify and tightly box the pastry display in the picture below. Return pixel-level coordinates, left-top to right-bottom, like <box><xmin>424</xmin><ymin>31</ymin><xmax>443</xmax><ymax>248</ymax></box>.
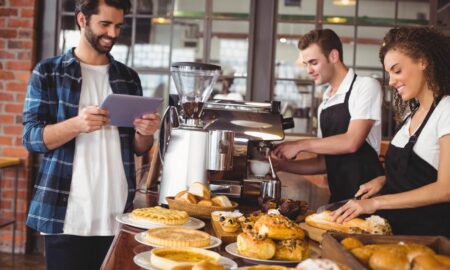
<box><xmin>254</xmin><ymin>214</ymin><xmax>305</xmax><ymax>240</ymax></box>
<box><xmin>237</xmin><ymin>232</ymin><xmax>277</xmax><ymax>260</ymax></box>
<box><xmin>144</xmin><ymin>227</ymin><xmax>210</xmax><ymax>248</ymax></box>
<box><xmin>273</xmin><ymin>239</ymin><xmax>309</xmax><ymax>261</ymax></box>
<box><xmin>340</xmin><ymin>237</ymin><xmax>450</xmax><ymax>270</ymax></box>
<box><xmin>150</xmin><ymin>247</ymin><xmax>220</xmax><ymax>270</ymax></box>
<box><xmin>130</xmin><ymin>206</ymin><xmax>189</xmax><ymax>225</ymax></box>
<box><xmin>305</xmin><ymin>210</ymin><xmax>392</xmax><ymax>235</ymax></box>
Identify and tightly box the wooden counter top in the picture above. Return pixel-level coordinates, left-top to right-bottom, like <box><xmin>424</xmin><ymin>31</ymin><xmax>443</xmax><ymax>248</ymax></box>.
<box><xmin>101</xmin><ymin>192</ymin><xmax>320</xmax><ymax>269</ymax></box>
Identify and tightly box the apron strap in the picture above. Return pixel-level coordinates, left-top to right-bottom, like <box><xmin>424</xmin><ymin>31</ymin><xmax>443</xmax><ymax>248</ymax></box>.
<box><xmin>344</xmin><ymin>74</ymin><xmax>358</xmax><ymax>104</ymax></box>
<box><xmin>409</xmin><ymin>95</ymin><xmax>443</xmax><ymax>146</ymax></box>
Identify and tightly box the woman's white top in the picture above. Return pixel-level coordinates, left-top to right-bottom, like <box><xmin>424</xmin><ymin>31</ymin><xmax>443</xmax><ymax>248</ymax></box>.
<box><xmin>63</xmin><ymin>63</ymin><xmax>128</xmax><ymax>236</ymax></box>
<box><xmin>391</xmin><ymin>96</ymin><xmax>450</xmax><ymax>170</ymax></box>
<box><xmin>317</xmin><ymin>68</ymin><xmax>383</xmax><ymax>154</ymax></box>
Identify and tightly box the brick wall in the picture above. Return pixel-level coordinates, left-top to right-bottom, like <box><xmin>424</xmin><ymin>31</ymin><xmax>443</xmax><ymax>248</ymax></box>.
<box><xmin>0</xmin><ymin>0</ymin><xmax>37</xmax><ymax>253</ymax></box>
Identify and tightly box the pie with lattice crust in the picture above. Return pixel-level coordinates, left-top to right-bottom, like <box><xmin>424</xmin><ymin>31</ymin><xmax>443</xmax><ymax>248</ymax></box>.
<box><xmin>130</xmin><ymin>206</ymin><xmax>189</xmax><ymax>225</ymax></box>
<box><xmin>145</xmin><ymin>227</ymin><xmax>210</xmax><ymax>247</ymax></box>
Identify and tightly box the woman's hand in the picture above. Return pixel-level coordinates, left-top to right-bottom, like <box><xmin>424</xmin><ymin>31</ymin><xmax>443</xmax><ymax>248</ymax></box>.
<box><xmin>330</xmin><ymin>198</ymin><xmax>379</xmax><ymax>223</ymax></box>
<box><xmin>355</xmin><ymin>176</ymin><xmax>386</xmax><ymax>199</ymax></box>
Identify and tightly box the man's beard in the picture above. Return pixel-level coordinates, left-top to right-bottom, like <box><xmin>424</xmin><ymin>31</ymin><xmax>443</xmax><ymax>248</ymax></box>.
<box><xmin>84</xmin><ymin>23</ymin><xmax>116</xmax><ymax>54</ymax></box>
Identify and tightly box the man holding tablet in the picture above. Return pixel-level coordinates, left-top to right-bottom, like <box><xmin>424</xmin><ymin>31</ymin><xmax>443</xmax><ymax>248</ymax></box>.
<box><xmin>22</xmin><ymin>0</ymin><xmax>160</xmax><ymax>269</ymax></box>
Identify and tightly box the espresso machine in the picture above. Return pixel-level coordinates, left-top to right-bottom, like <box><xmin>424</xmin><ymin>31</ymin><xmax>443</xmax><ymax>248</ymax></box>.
<box><xmin>158</xmin><ymin>62</ymin><xmax>294</xmax><ymax>205</ymax></box>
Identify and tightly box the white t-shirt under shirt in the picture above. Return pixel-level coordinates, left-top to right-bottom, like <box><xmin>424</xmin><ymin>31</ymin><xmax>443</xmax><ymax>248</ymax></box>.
<box><xmin>317</xmin><ymin>68</ymin><xmax>382</xmax><ymax>154</ymax></box>
<box><xmin>63</xmin><ymin>63</ymin><xmax>128</xmax><ymax>236</ymax></box>
<box><xmin>390</xmin><ymin>96</ymin><xmax>450</xmax><ymax>170</ymax></box>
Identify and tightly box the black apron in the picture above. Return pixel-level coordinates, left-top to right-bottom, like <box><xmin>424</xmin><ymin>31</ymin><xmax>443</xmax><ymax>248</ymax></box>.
<box><xmin>320</xmin><ymin>74</ymin><xmax>385</xmax><ymax>203</ymax></box>
<box><xmin>379</xmin><ymin>97</ymin><xmax>450</xmax><ymax>237</ymax></box>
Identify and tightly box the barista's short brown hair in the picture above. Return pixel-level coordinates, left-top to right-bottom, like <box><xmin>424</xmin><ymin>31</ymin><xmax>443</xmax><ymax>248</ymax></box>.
<box><xmin>75</xmin><ymin>0</ymin><xmax>131</xmax><ymax>29</ymax></box>
<box><xmin>298</xmin><ymin>29</ymin><xmax>343</xmax><ymax>62</ymax></box>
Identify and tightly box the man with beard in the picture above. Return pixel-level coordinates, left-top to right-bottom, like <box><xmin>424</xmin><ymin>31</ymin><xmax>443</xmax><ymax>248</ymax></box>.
<box><xmin>272</xmin><ymin>29</ymin><xmax>384</xmax><ymax>204</ymax></box>
<box><xmin>22</xmin><ymin>1</ymin><xmax>159</xmax><ymax>269</ymax></box>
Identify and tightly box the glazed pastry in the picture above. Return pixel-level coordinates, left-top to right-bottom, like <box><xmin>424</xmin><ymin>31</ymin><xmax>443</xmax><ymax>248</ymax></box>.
<box><xmin>273</xmin><ymin>239</ymin><xmax>309</xmax><ymax>261</ymax></box>
<box><xmin>219</xmin><ymin>216</ymin><xmax>240</xmax><ymax>233</ymax></box>
<box><xmin>236</xmin><ymin>232</ymin><xmax>276</xmax><ymax>260</ymax></box>
<box><xmin>305</xmin><ymin>210</ymin><xmax>392</xmax><ymax>235</ymax></box>
<box><xmin>254</xmin><ymin>214</ymin><xmax>305</xmax><ymax>240</ymax></box>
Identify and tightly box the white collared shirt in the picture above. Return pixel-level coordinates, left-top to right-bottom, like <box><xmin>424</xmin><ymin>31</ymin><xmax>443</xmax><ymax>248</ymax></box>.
<box><xmin>317</xmin><ymin>68</ymin><xmax>383</xmax><ymax>154</ymax></box>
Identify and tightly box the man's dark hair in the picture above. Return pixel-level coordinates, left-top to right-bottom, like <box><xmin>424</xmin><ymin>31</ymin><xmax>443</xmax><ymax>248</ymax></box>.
<box><xmin>298</xmin><ymin>29</ymin><xmax>343</xmax><ymax>62</ymax></box>
<box><xmin>75</xmin><ymin>0</ymin><xmax>131</xmax><ymax>29</ymax></box>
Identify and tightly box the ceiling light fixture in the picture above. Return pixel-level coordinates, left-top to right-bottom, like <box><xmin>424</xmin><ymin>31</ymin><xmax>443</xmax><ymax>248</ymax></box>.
<box><xmin>333</xmin><ymin>0</ymin><xmax>356</xmax><ymax>6</ymax></box>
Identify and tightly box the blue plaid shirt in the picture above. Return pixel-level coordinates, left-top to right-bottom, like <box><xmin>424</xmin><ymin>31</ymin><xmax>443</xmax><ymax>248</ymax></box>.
<box><xmin>23</xmin><ymin>48</ymin><xmax>142</xmax><ymax>234</ymax></box>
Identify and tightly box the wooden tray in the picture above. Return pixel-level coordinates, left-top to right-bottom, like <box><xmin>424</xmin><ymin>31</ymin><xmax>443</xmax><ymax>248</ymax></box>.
<box><xmin>321</xmin><ymin>232</ymin><xmax>450</xmax><ymax>270</ymax></box>
<box><xmin>210</xmin><ymin>217</ymin><xmax>241</xmax><ymax>245</ymax></box>
<box><xmin>300</xmin><ymin>222</ymin><xmax>327</xmax><ymax>243</ymax></box>
<box><xmin>166</xmin><ymin>197</ymin><xmax>238</xmax><ymax>219</ymax></box>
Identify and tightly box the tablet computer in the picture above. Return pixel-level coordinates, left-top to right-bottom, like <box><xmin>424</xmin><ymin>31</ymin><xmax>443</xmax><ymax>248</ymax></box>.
<box><xmin>101</xmin><ymin>94</ymin><xmax>163</xmax><ymax>127</ymax></box>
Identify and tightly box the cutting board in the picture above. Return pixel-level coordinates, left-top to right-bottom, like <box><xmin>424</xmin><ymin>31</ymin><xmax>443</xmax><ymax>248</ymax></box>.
<box><xmin>300</xmin><ymin>222</ymin><xmax>327</xmax><ymax>243</ymax></box>
<box><xmin>210</xmin><ymin>218</ymin><xmax>242</xmax><ymax>245</ymax></box>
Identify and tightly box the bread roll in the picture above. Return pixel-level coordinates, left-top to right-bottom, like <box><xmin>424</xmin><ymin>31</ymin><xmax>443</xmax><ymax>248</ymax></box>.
<box><xmin>237</xmin><ymin>232</ymin><xmax>276</xmax><ymax>260</ymax></box>
<box><xmin>188</xmin><ymin>182</ymin><xmax>211</xmax><ymax>199</ymax></box>
<box><xmin>175</xmin><ymin>191</ymin><xmax>197</xmax><ymax>204</ymax></box>
<box><xmin>404</xmin><ymin>243</ymin><xmax>435</xmax><ymax>262</ymax></box>
<box><xmin>305</xmin><ymin>211</ymin><xmax>392</xmax><ymax>235</ymax></box>
<box><xmin>197</xmin><ymin>199</ymin><xmax>213</xmax><ymax>206</ymax></box>
<box><xmin>254</xmin><ymin>214</ymin><xmax>305</xmax><ymax>240</ymax></box>
<box><xmin>211</xmin><ymin>195</ymin><xmax>232</xmax><ymax>207</ymax></box>
<box><xmin>412</xmin><ymin>255</ymin><xmax>444</xmax><ymax>270</ymax></box>
<box><xmin>340</xmin><ymin>237</ymin><xmax>364</xmax><ymax>250</ymax></box>
<box><xmin>368</xmin><ymin>246</ymin><xmax>409</xmax><ymax>270</ymax></box>
<box><xmin>435</xmin><ymin>254</ymin><xmax>450</xmax><ymax>266</ymax></box>
<box><xmin>296</xmin><ymin>258</ymin><xmax>343</xmax><ymax>270</ymax></box>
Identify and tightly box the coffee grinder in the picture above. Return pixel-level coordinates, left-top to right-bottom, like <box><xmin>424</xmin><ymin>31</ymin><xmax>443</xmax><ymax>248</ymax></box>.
<box><xmin>158</xmin><ymin>62</ymin><xmax>225</xmax><ymax>205</ymax></box>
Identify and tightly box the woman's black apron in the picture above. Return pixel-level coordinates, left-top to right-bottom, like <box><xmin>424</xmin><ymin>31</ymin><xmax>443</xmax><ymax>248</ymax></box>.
<box><xmin>379</xmin><ymin>97</ymin><xmax>450</xmax><ymax>237</ymax></box>
<box><xmin>320</xmin><ymin>74</ymin><xmax>385</xmax><ymax>203</ymax></box>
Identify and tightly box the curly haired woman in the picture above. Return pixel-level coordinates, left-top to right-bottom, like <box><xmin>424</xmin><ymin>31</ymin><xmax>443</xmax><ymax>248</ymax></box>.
<box><xmin>331</xmin><ymin>26</ymin><xmax>450</xmax><ymax>237</ymax></box>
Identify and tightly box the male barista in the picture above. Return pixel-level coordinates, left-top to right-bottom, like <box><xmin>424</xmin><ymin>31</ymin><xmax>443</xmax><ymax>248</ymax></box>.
<box><xmin>273</xmin><ymin>29</ymin><xmax>384</xmax><ymax>203</ymax></box>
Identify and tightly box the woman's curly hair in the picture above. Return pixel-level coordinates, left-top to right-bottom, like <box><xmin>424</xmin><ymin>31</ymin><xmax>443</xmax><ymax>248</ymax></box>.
<box><xmin>379</xmin><ymin>27</ymin><xmax>450</xmax><ymax>122</ymax></box>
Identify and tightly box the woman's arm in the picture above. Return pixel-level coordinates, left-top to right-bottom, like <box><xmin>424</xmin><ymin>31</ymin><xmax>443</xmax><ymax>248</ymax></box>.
<box><xmin>332</xmin><ymin>134</ymin><xmax>450</xmax><ymax>223</ymax></box>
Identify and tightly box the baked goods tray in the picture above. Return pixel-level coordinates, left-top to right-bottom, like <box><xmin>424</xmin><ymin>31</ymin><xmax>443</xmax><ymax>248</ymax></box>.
<box><xmin>166</xmin><ymin>196</ymin><xmax>238</xmax><ymax>219</ymax></box>
<box><xmin>321</xmin><ymin>232</ymin><xmax>450</xmax><ymax>270</ymax></box>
